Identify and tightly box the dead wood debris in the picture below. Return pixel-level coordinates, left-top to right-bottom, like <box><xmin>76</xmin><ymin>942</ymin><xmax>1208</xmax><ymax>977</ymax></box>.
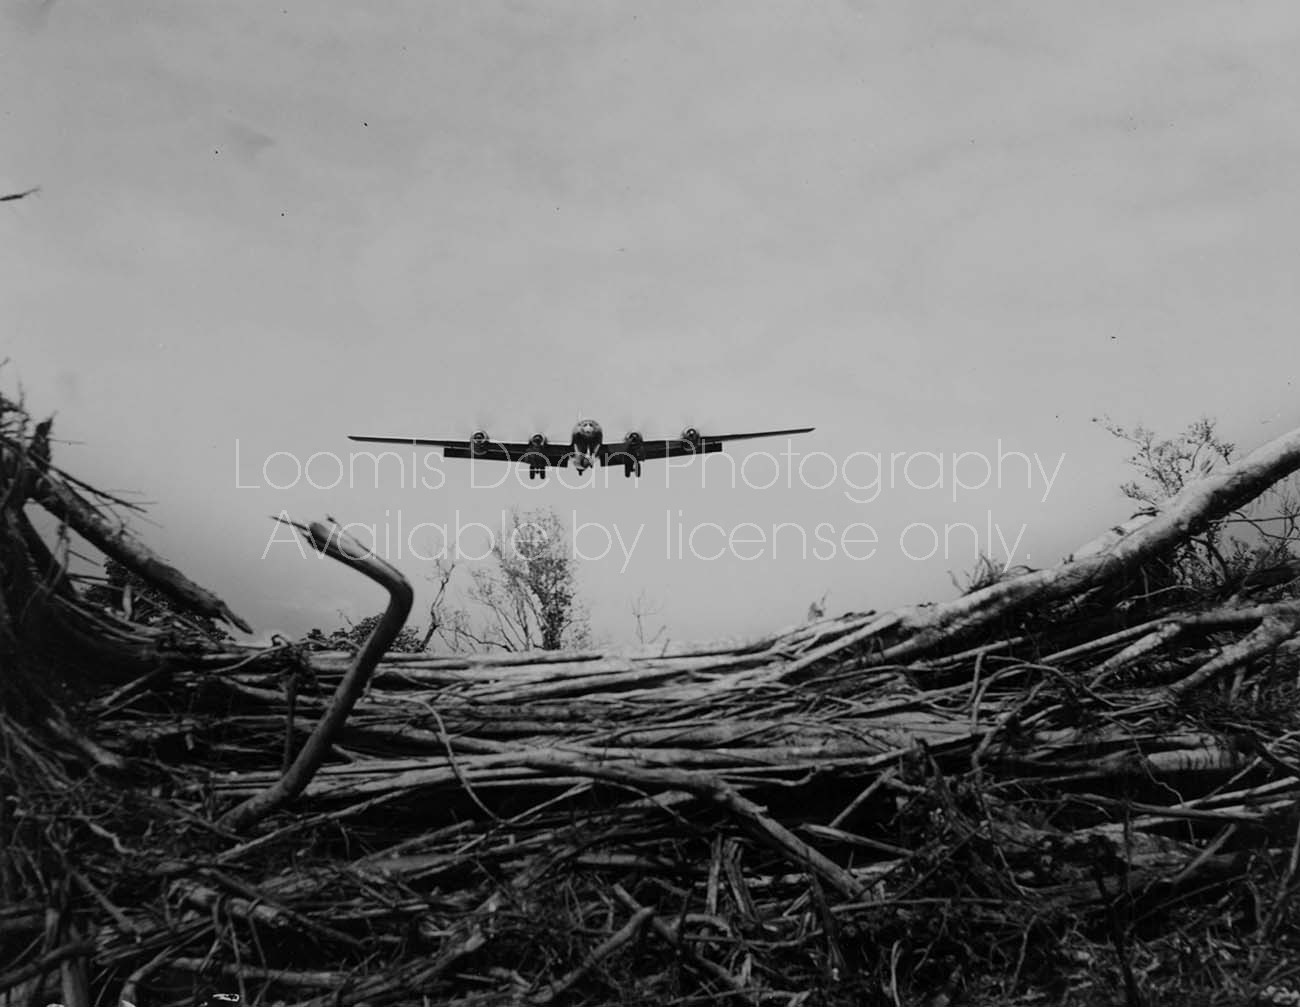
<box><xmin>4</xmin><ymin>395</ymin><xmax>1300</xmax><ymax>1006</ymax></box>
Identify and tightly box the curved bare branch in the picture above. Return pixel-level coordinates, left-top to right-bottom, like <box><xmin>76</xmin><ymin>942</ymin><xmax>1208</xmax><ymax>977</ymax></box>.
<box><xmin>218</xmin><ymin>518</ymin><xmax>413</xmax><ymax>832</ymax></box>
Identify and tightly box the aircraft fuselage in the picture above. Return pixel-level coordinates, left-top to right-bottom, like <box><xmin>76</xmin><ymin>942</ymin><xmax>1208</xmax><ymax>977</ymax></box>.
<box><xmin>568</xmin><ymin>419</ymin><xmax>602</xmax><ymax>473</ymax></box>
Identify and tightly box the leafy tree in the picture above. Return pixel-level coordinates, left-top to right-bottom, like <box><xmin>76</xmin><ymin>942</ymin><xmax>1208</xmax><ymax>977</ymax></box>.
<box><xmin>304</xmin><ymin>507</ymin><xmax>591</xmax><ymax>655</ymax></box>
<box><xmin>1101</xmin><ymin>415</ymin><xmax>1235</xmax><ymax>509</ymax></box>
<box><xmin>302</xmin><ymin>614</ymin><xmax>427</xmax><ymax>653</ymax></box>
<box><xmin>434</xmin><ymin>507</ymin><xmax>591</xmax><ymax>652</ymax></box>
<box><xmin>1097</xmin><ymin>415</ymin><xmax>1300</xmax><ymax>598</ymax></box>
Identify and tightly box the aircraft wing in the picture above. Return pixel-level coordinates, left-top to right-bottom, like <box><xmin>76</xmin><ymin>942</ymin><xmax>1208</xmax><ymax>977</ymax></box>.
<box><xmin>349</xmin><ymin>435</ymin><xmax>484</xmax><ymax>450</ymax></box>
<box><xmin>607</xmin><ymin>426</ymin><xmax>814</xmax><ymax>462</ymax></box>
<box><xmin>634</xmin><ymin>439</ymin><xmax>722</xmax><ymax>461</ymax></box>
<box><xmin>347</xmin><ymin>435</ymin><xmax>568</xmax><ymax>464</ymax></box>
<box><xmin>701</xmin><ymin>426</ymin><xmax>816</xmax><ymax>444</ymax></box>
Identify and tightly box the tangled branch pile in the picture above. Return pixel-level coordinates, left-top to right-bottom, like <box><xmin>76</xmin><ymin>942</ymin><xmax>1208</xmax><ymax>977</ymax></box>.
<box><xmin>4</xmin><ymin>392</ymin><xmax>1300</xmax><ymax>1007</ymax></box>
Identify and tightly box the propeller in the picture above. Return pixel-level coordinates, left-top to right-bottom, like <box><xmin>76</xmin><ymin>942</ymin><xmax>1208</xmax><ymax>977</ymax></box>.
<box><xmin>676</xmin><ymin>407</ymin><xmax>717</xmax><ymax>447</ymax></box>
<box><xmin>472</xmin><ymin>405</ymin><xmax>512</xmax><ymax>446</ymax></box>
<box><xmin>680</xmin><ymin>408</ymin><xmax>719</xmax><ymax>439</ymax></box>
<box><xmin>610</xmin><ymin>409</ymin><xmax>657</xmax><ymax>446</ymax></box>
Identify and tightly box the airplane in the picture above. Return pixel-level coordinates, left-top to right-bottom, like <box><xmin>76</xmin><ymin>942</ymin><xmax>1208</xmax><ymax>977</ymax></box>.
<box><xmin>348</xmin><ymin>419</ymin><xmax>815</xmax><ymax>479</ymax></box>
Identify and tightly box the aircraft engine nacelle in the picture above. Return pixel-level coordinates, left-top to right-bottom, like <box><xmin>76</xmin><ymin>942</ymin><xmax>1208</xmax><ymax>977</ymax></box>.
<box><xmin>529</xmin><ymin>432</ymin><xmax>548</xmax><ymax>449</ymax></box>
<box><xmin>680</xmin><ymin>426</ymin><xmax>702</xmax><ymax>450</ymax></box>
<box><xmin>470</xmin><ymin>430</ymin><xmax>490</xmax><ymax>456</ymax></box>
<box><xmin>624</xmin><ymin>431</ymin><xmax>644</xmax><ymax>456</ymax></box>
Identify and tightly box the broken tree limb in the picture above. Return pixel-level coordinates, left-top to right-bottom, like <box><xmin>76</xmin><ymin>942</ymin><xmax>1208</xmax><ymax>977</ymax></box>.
<box><xmin>784</xmin><ymin>424</ymin><xmax>1300</xmax><ymax>678</ymax></box>
<box><xmin>505</xmin><ymin>752</ymin><xmax>869</xmax><ymax>900</ymax></box>
<box><xmin>529</xmin><ymin>906</ymin><xmax>653</xmax><ymax>1004</ymax></box>
<box><xmin>27</xmin><ymin>469</ymin><xmax>252</xmax><ymax>633</ymax></box>
<box><xmin>217</xmin><ymin>518</ymin><xmax>413</xmax><ymax>832</ymax></box>
<box><xmin>611</xmin><ymin>884</ymin><xmax>756</xmax><ymax>1002</ymax></box>
<box><xmin>1167</xmin><ymin>602</ymin><xmax>1300</xmax><ymax>698</ymax></box>
<box><xmin>0</xmin><ymin>941</ymin><xmax>96</xmax><ymax>998</ymax></box>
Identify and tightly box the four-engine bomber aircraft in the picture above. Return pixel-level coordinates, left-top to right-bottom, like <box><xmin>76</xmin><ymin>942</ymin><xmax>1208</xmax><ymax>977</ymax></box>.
<box><xmin>348</xmin><ymin>420</ymin><xmax>815</xmax><ymax>479</ymax></box>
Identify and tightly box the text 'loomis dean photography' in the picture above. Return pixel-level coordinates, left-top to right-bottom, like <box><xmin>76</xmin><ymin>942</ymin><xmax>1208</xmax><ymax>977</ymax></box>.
<box><xmin>240</xmin><ymin>438</ymin><xmax>1066</xmax><ymax>574</ymax></box>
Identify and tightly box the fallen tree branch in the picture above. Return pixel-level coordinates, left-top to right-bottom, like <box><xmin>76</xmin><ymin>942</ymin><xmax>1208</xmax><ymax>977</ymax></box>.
<box><xmin>784</xmin><ymin>425</ymin><xmax>1300</xmax><ymax>677</ymax></box>
<box><xmin>0</xmin><ymin>941</ymin><xmax>96</xmax><ymax>997</ymax></box>
<box><xmin>1167</xmin><ymin>604</ymin><xmax>1300</xmax><ymax>697</ymax></box>
<box><xmin>611</xmin><ymin>884</ymin><xmax>756</xmax><ymax>1002</ymax></box>
<box><xmin>26</xmin><ymin>469</ymin><xmax>252</xmax><ymax>633</ymax></box>
<box><xmin>529</xmin><ymin>906</ymin><xmax>653</xmax><ymax>1004</ymax></box>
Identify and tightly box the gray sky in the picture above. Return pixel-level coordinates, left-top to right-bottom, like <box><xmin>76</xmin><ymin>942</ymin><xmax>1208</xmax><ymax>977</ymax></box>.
<box><xmin>5</xmin><ymin>1</ymin><xmax>1300</xmax><ymax>644</ymax></box>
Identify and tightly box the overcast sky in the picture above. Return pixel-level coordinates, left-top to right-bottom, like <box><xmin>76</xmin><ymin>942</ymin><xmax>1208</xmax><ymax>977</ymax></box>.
<box><xmin>4</xmin><ymin>2</ymin><xmax>1300</xmax><ymax>645</ymax></box>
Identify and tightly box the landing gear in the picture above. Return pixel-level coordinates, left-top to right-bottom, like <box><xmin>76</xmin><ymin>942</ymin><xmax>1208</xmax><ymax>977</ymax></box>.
<box><xmin>529</xmin><ymin>464</ymin><xmax>546</xmax><ymax>480</ymax></box>
<box><xmin>624</xmin><ymin>460</ymin><xmax>641</xmax><ymax>479</ymax></box>
<box><xmin>559</xmin><ymin>452</ymin><xmax>593</xmax><ymax>475</ymax></box>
